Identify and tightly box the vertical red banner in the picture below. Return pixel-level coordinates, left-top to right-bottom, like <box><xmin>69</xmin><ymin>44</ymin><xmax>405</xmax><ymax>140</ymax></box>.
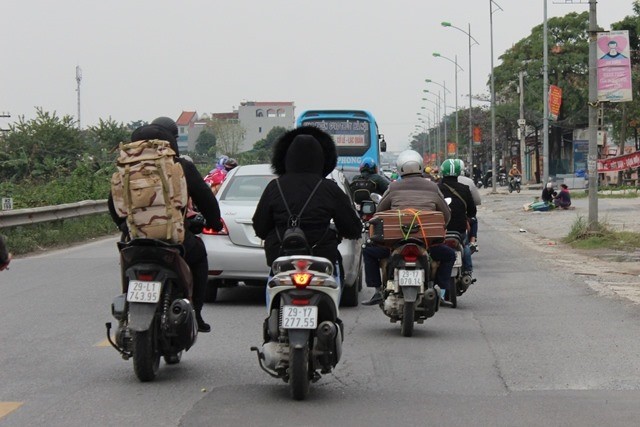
<box><xmin>473</xmin><ymin>127</ymin><xmax>482</xmax><ymax>145</ymax></box>
<box><xmin>548</xmin><ymin>85</ymin><xmax>563</xmax><ymax>121</ymax></box>
<box><xmin>447</xmin><ymin>142</ymin><xmax>457</xmax><ymax>156</ymax></box>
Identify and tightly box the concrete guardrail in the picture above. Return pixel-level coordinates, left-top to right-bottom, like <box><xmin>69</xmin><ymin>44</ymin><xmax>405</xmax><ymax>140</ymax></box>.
<box><xmin>0</xmin><ymin>200</ymin><xmax>109</xmax><ymax>228</ymax></box>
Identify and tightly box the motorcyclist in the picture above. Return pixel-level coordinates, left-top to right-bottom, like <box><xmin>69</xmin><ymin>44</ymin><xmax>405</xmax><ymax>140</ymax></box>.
<box><xmin>361</xmin><ymin>150</ymin><xmax>455</xmax><ymax>305</ymax></box>
<box><xmin>349</xmin><ymin>157</ymin><xmax>390</xmax><ymax>203</ymax></box>
<box><xmin>439</xmin><ymin>159</ymin><xmax>477</xmax><ymax>278</ymax></box>
<box><xmin>456</xmin><ymin>165</ymin><xmax>481</xmax><ymax>253</ymax></box>
<box><xmin>108</xmin><ymin>118</ymin><xmax>223</xmax><ymax>333</ymax></box>
<box><xmin>252</xmin><ymin>126</ymin><xmax>362</xmax><ymax>280</ymax></box>
<box><xmin>472</xmin><ymin>164</ymin><xmax>482</xmax><ymax>186</ymax></box>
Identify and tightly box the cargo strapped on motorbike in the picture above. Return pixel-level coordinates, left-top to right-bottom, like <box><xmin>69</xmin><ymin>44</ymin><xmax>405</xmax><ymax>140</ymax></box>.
<box><xmin>368</xmin><ymin>209</ymin><xmax>446</xmax><ymax>247</ymax></box>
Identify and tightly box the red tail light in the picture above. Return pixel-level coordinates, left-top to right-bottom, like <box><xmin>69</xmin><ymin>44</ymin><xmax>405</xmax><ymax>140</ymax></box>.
<box><xmin>400</xmin><ymin>245</ymin><xmax>421</xmax><ymax>263</ymax></box>
<box><xmin>202</xmin><ymin>218</ymin><xmax>228</xmax><ymax>235</ymax></box>
<box><xmin>137</xmin><ymin>272</ymin><xmax>155</xmax><ymax>281</ymax></box>
<box><xmin>292</xmin><ymin>298</ymin><xmax>310</xmax><ymax>306</ymax></box>
<box><xmin>290</xmin><ymin>272</ymin><xmax>313</xmax><ymax>288</ymax></box>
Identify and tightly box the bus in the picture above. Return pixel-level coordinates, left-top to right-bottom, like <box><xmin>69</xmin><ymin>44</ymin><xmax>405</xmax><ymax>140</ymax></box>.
<box><xmin>296</xmin><ymin>110</ymin><xmax>386</xmax><ymax>179</ymax></box>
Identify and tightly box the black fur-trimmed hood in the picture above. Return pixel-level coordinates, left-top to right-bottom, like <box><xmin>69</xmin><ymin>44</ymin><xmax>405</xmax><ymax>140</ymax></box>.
<box><xmin>271</xmin><ymin>126</ymin><xmax>337</xmax><ymax>177</ymax></box>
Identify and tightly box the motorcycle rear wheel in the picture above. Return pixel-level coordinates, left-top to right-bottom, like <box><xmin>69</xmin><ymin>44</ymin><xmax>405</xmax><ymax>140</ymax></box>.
<box><xmin>401</xmin><ymin>301</ymin><xmax>415</xmax><ymax>337</ymax></box>
<box><xmin>289</xmin><ymin>346</ymin><xmax>310</xmax><ymax>400</ymax></box>
<box><xmin>132</xmin><ymin>330</ymin><xmax>161</xmax><ymax>382</ymax></box>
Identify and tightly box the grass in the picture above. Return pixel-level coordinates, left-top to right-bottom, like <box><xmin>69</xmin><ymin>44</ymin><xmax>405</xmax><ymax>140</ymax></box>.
<box><xmin>563</xmin><ymin>216</ymin><xmax>640</xmax><ymax>250</ymax></box>
<box><xmin>1</xmin><ymin>214</ymin><xmax>118</xmax><ymax>256</ymax></box>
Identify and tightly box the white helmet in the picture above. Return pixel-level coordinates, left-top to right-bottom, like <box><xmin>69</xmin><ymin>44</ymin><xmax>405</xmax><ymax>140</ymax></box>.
<box><xmin>396</xmin><ymin>150</ymin><xmax>423</xmax><ymax>177</ymax></box>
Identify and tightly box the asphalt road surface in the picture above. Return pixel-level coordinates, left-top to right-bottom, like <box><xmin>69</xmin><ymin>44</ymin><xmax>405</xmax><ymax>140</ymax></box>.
<box><xmin>1</xmin><ymin>204</ymin><xmax>640</xmax><ymax>426</ymax></box>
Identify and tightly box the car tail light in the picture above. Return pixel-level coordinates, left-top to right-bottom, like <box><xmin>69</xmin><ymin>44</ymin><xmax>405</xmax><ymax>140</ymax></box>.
<box><xmin>202</xmin><ymin>218</ymin><xmax>228</xmax><ymax>235</ymax></box>
<box><xmin>137</xmin><ymin>272</ymin><xmax>155</xmax><ymax>281</ymax></box>
<box><xmin>400</xmin><ymin>244</ymin><xmax>421</xmax><ymax>263</ymax></box>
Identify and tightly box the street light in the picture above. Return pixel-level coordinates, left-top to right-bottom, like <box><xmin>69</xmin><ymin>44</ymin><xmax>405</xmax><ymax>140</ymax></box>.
<box><xmin>441</xmin><ymin>21</ymin><xmax>479</xmax><ymax>168</ymax></box>
<box><xmin>425</xmin><ymin>80</ymin><xmax>450</xmax><ymax>160</ymax></box>
<box><xmin>422</xmin><ymin>90</ymin><xmax>445</xmax><ymax>164</ymax></box>
<box><xmin>489</xmin><ymin>0</ymin><xmax>503</xmax><ymax>192</ymax></box>
<box><xmin>433</xmin><ymin>52</ymin><xmax>464</xmax><ymax>158</ymax></box>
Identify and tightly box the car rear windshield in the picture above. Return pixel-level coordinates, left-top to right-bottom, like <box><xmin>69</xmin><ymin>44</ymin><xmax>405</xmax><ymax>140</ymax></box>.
<box><xmin>221</xmin><ymin>175</ymin><xmax>274</xmax><ymax>201</ymax></box>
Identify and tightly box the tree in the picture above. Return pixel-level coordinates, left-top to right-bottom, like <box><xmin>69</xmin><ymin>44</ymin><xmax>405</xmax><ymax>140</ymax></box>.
<box><xmin>195</xmin><ymin>130</ymin><xmax>217</xmax><ymax>156</ymax></box>
<box><xmin>207</xmin><ymin>119</ymin><xmax>246</xmax><ymax>156</ymax></box>
<box><xmin>0</xmin><ymin>108</ymin><xmax>86</xmax><ymax>181</ymax></box>
<box><xmin>86</xmin><ymin>117</ymin><xmax>130</xmax><ymax>159</ymax></box>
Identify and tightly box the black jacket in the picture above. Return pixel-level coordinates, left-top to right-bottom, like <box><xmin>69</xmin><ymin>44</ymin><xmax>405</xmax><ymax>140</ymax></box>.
<box><xmin>438</xmin><ymin>176</ymin><xmax>476</xmax><ymax>235</ymax></box>
<box><xmin>252</xmin><ymin>126</ymin><xmax>362</xmax><ymax>267</ymax></box>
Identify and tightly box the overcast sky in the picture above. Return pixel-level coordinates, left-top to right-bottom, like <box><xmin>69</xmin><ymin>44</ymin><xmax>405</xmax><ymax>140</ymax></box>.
<box><xmin>1</xmin><ymin>0</ymin><xmax>635</xmax><ymax>151</ymax></box>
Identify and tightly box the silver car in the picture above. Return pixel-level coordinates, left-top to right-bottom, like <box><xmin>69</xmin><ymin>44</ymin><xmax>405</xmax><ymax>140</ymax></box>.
<box><xmin>200</xmin><ymin>164</ymin><xmax>363</xmax><ymax>306</ymax></box>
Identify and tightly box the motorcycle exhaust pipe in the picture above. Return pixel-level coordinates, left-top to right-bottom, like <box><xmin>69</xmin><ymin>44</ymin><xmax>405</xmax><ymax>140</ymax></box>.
<box><xmin>423</xmin><ymin>288</ymin><xmax>437</xmax><ymax>318</ymax></box>
<box><xmin>315</xmin><ymin>321</ymin><xmax>337</xmax><ymax>352</ymax></box>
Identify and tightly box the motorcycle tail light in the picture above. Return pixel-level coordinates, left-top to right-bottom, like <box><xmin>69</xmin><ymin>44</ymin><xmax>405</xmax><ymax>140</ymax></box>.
<box><xmin>292</xmin><ymin>298</ymin><xmax>310</xmax><ymax>306</ymax></box>
<box><xmin>202</xmin><ymin>218</ymin><xmax>228</xmax><ymax>235</ymax></box>
<box><xmin>400</xmin><ymin>244</ymin><xmax>421</xmax><ymax>263</ymax></box>
<box><xmin>290</xmin><ymin>272</ymin><xmax>313</xmax><ymax>288</ymax></box>
<box><xmin>137</xmin><ymin>272</ymin><xmax>155</xmax><ymax>281</ymax></box>
<box><xmin>295</xmin><ymin>259</ymin><xmax>310</xmax><ymax>271</ymax></box>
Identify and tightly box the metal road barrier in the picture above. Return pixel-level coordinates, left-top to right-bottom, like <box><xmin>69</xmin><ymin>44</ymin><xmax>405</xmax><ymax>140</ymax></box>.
<box><xmin>0</xmin><ymin>200</ymin><xmax>109</xmax><ymax>228</ymax></box>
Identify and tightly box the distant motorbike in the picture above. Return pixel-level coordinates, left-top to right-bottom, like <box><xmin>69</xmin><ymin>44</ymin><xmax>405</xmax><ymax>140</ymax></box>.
<box><xmin>251</xmin><ymin>254</ymin><xmax>343</xmax><ymax>400</ymax></box>
<box><xmin>106</xmin><ymin>238</ymin><xmax>198</xmax><ymax>382</ymax></box>
<box><xmin>498</xmin><ymin>172</ymin><xmax>508</xmax><ymax>187</ymax></box>
<box><xmin>509</xmin><ymin>175</ymin><xmax>522</xmax><ymax>193</ymax></box>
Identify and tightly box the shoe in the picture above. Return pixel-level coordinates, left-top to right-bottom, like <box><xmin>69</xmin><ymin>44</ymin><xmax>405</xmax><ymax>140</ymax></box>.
<box><xmin>195</xmin><ymin>312</ymin><xmax>211</xmax><ymax>333</ymax></box>
<box><xmin>469</xmin><ymin>243</ymin><xmax>478</xmax><ymax>253</ymax></box>
<box><xmin>362</xmin><ymin>290</ymin><xmax>383</xmax><ymax>306</ymax></box>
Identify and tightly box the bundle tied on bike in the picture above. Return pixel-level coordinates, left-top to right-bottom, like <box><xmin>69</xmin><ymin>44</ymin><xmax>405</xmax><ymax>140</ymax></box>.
<box><xmin>368</xmin><ymin>209</ymin><xmax>446</xmax><ymax>247</ymax></box>
<box><xmin>111</xmin><ymin>139</ymin><xmax>188</xmax><ymax>243</ymax></box>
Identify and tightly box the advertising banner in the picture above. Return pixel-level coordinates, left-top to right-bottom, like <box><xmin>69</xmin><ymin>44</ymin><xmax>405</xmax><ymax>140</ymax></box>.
<box><xmin>549</xmin><ymin>85</ymin><xmax>562</xmax><ymax>120</ymax></box>
<box><xmin>597</xmin><ymin>151</ymin><xmax>640</xmax><ymax>172</ymax></box>
<box><xmin>447</xmin><ymin>142</ymin><xmax>457</xmax><ymax>156</ymax></box>
<box><xmin>472</xmin><ymin>126</ymin><xmax>482</xmax><ymax>146</ymax></box>
<box><xmin>597</xmin><ymin>30</ymin><xmax>633</xmax><ymax>102</ymax></box>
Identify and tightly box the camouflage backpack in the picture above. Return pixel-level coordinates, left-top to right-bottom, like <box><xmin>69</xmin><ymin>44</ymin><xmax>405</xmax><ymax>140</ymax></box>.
<box><xmin>110</xmin><ymin>139</ymin><xmax>188</xmax><ymax>243</ymax></box>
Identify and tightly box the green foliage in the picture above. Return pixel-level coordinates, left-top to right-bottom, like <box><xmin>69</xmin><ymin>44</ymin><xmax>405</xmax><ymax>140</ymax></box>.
<box><xmin>563</xmin><ymin>216</ymin><xmax>640</xmax><ymax>250</ymax></box>
<box><xmin>237</xmin><ymin>126</ymin><xmax>288</xmax><ymax>165</ymax></box>
<box><xmin>195</xmin><ymin>130</ymin><xmax>217</xmax><ymax>155</ymax></box>
<box><xmin>85</xmin><ymin>117</ymin><xmax>130</xmax><ymax>160</ymax></box>
<box><xmin>2</xmin><ymin>214</ymin><xmax>117</xmax><ymax>255</ymax></box>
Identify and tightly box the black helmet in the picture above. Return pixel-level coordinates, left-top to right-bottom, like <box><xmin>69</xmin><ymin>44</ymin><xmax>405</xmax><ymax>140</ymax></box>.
<box><xmin>151</xmin><ymin>116</ymin><xmax>178</xmax><ymax>140</ymax></box>
<box><xmin>224</xmin><ymin>158</ymin><xmax>238</xmax><ymax>171</ymax></box>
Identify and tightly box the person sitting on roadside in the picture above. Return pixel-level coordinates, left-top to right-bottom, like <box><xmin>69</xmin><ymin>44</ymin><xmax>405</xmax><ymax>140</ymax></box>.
<box><xmin>361</xmin><ymin>150</ymin><xmax>455</xmax><ymax>306</ymax></box>
<box><xmin>554</xmin><ymin>184</ymin><xmax>572</xmax><ymax>209</ymax></box>
<box><xmin>541</xmin><ymin>182</ymin><xmax>557</xmax><ymax>203</ymax></box>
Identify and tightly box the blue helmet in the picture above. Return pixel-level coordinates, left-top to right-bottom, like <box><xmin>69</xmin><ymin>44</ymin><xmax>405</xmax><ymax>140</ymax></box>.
<box><xmin>359</xmin><ymin>157</ymin><xmax>377</xmax><ymax>173</ymax></box>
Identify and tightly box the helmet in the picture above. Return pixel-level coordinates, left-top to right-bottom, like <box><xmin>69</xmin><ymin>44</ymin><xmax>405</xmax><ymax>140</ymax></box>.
<box><xmin>217</xmin><ymin>155</ymin><xmax>229</xmax><ymax>168</ymax></box>
<box><xmin>151</xmin><ymin>116</ymin><xmax>179</xmax><ymax>139</ymax></box>
<box><xmin>359</xmin><ymin>157</ymin><xmax>377</xmax><ymax>173</ymax></box>
<box><xmin>441</xmin><ymin>159</ymin><xmax>464</xmax><ymax>177</ymax></box>
<box><xmin>224</xmin><ymin>158</ymin><xmax>238</xmax><ymax>171</ymax></box>
<box><xmin>512</xmin><ymin>164</ymin><xmax>517</xmax><ymax>168</ymax></box>
<box><xmin>396</xmin><ymin>150</ymin><xmax>423</xmax><ymax>177</ymax></box>
<box><xmin>424</xmin><ymin>166</ymin><xmax>432</xmax><ymax>174</ymax></box>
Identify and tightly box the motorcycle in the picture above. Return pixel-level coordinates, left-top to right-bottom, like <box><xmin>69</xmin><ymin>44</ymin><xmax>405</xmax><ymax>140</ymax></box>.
<box><xmin>251</xmin><ymin>254</ymin><xmax>343</xmax><ymax>400</ymax></box>
<box><xmin>443</xmin><ymin>231</ymin><xmax>475</xmax><ymax>308</ymax></box>
<box><xmin>106</xmin><ymin>238</ymin><xmax>198</xmax><ymax>382</ymax></box>
<box><xmin>498</xmin><ymin>172</ymin><xmax>508</xmax><ymax>187</ymax></box>
<box><xmin>509</xmin><ymin>175</ymin><xmax>522</xmax><ymax>193</ymax></box>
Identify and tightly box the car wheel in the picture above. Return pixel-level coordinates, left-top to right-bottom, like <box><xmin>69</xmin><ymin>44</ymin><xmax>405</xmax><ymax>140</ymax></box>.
<box><xmin>204</xmin><ymin>280</ymin><xmax>218</xmax><ymax>303</ymax></box>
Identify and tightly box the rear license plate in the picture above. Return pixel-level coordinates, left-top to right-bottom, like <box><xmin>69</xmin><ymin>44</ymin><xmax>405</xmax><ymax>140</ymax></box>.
<box><xmin>397</xmin><ymin>269</ymin><xmax>424</xmax><ymax>287</ymax></box>
<box><xmin>281</xmin><ymin>305</ymin><xmax>318</xmax><ymax>329</ymax></box>
<box><xmin>126</xmin><ymin>280</ymin><xmax>162</xmax><ymax>303</ymax></box>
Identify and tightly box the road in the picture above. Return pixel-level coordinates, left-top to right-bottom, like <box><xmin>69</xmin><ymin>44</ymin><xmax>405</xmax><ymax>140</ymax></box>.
<box><xmin>1</xmin><ymin>197</ymin><xmax>640</xmax><ymax>426</ymax></box>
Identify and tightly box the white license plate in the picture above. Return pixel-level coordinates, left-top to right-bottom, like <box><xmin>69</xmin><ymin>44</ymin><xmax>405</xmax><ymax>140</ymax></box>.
<box><xmin>397</xmin><ymin>269</ymin><xmax>424</xmax><ymax>287</ymax></box>
<box><xmin>126</xmin><ymin>280</ymin><xmax>162</xmax><ymax>303</ymax></box>
<box><xmin>281</xmin><ymin>305</ymin><xmax>318</xmax><ymax>329</ymax></box>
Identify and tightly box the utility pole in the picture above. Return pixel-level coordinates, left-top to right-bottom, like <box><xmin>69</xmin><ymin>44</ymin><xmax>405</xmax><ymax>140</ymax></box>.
<box><xmin>519</xmin><ymin>71</ymin><xmax>527</xmax><ymax>181</ymax></box>
<box><xmin>0</xmin><ymin>112</ymin><xmax>10</xmax><ymax>133</ymax></box>
<box><xmin>587</xmin><ymin>0</ymin><xmax>599</xmax><ymax>229</ymax></box>
<box><xmin>76</xmin><ymin>66</ymin><xmax>82</xmax><ymax>130</ymax></box>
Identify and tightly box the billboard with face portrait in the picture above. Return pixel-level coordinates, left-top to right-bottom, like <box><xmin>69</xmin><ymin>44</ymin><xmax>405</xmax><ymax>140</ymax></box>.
<box><xmin>597</xmin><ymin>30</ymin><xmax>632</xmax><ymax>102</ymax></box>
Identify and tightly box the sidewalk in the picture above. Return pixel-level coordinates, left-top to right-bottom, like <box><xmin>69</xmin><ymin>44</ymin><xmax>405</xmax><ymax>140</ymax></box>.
<box><xmin>477</xmin><ymin>186</ymin><xmax>640</xmax><ymax>303</ymax></box>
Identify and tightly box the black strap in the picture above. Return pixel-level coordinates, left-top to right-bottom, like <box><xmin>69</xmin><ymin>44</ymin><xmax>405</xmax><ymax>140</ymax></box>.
<box><xmin>443</xmin><ymin>183</ymin><xmax>468</xmax><ymax>212</ymax></box>
<box><xmin>275</xmin><ymin>178</ymin><xmax>323</xmax><ymax>227</ymax></box>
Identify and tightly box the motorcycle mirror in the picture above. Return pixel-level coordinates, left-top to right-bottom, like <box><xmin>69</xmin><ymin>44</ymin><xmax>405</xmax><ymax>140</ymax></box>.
<box><xmin>370</xmin><ymin>193</ymin><xmax>383</xmax><ymax>203</ymax></box>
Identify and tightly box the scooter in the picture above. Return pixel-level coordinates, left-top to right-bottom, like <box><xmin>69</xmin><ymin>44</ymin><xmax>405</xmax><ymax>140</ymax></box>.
<box><xmin>377</xmin><ymin>239</ymin><xmax>440</xmax><ymax>337</ymax></box>
<box><xmin>443</xmin><ymin>231</ymin><xmax>474</xmax><ymax>308</ymax></box>
<box><xmin>251</xmin><ymin>255</ymin><xmax>343</xmax><ymax>400</ymax></box>
<box><xmin>106</xmin><ymin>238</ymin><xmax>198</xmax><ymax>382</ymax></box>
<box><xmin>509</xmin><ymin>175</ymin><xmax>522</xmax><ymax>193</ymax></box>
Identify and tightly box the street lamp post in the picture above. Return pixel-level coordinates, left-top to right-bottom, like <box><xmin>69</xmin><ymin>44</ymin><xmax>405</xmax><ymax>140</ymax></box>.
<box><xmin>425</xmin><ymin>81</ymin><xmax>451</xmax><ymax>162</ymax></box>
<box><xmin>433</xmin><ymin>52</ymin><xmax>464</xmax><ymax>158</ymax></box>
<box><xmin>489</xmin><ymin>0</ymin><xmax>503</xmax><ymax>192</ymax></box>
<box><xmin>421</xmin><ymin>94</ymin><xmax>442</xmax><ymax>164</ymax></box>
<box><xmin>441</xmin><ymin>21</ymin><xmax>480</xmax><ymax>168</ymax></box>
